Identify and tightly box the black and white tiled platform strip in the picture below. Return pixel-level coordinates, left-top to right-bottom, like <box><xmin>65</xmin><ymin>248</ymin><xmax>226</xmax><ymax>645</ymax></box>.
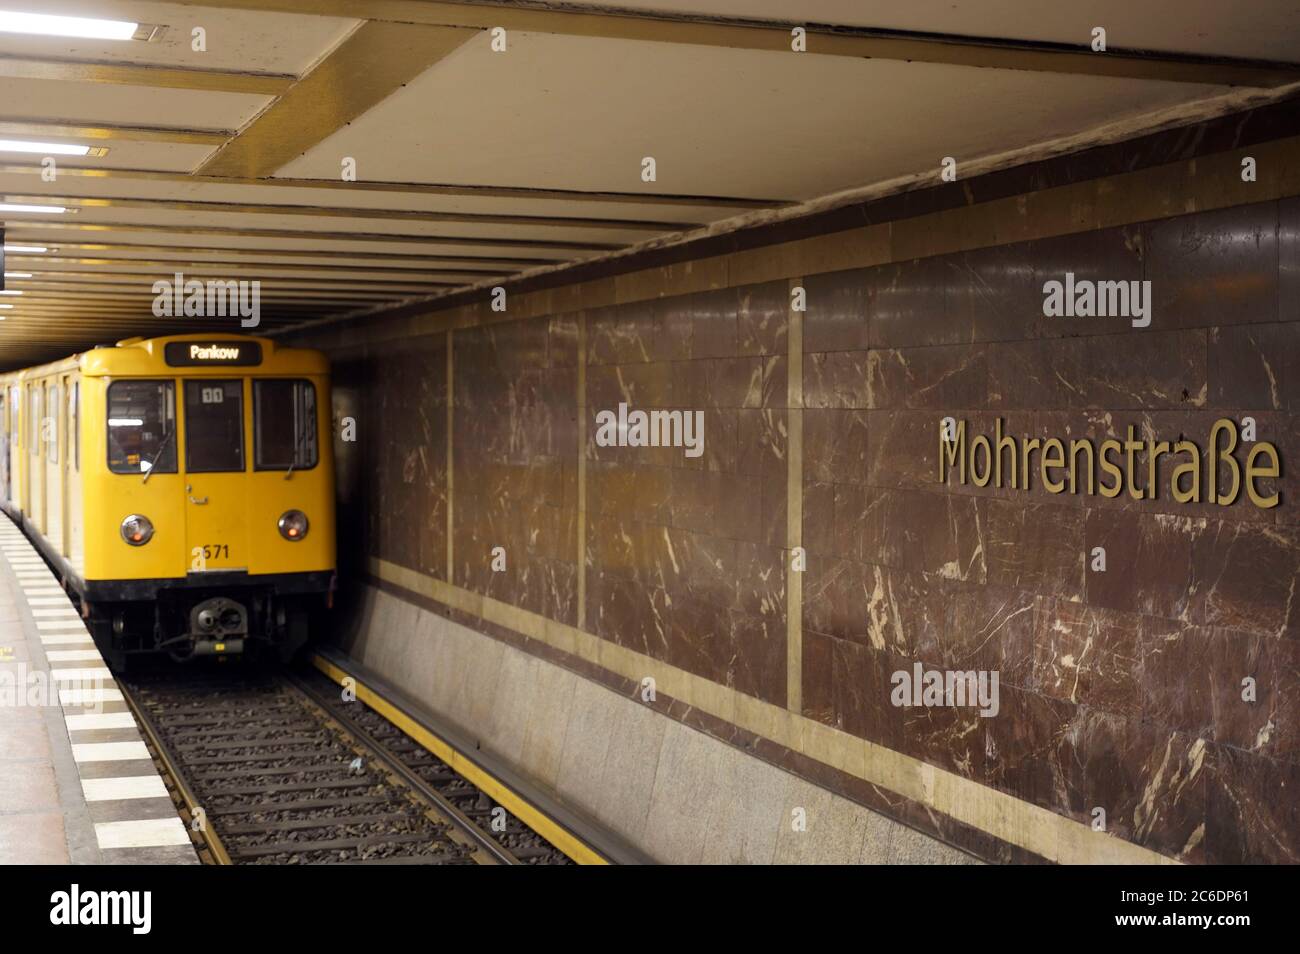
<box><xmin>0</xmin><ymin>516</ymin><xmax>197</xmax><ymax>863</ymax></box>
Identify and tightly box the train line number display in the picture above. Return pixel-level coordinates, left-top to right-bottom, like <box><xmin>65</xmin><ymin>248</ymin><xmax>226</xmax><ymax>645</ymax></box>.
<box><xmin>199</xmin><ymin>386</ymin><xmax>225</xmax><ymax>404</ymax></box>
<box><xmin>196</xmin><ymin>544</ymin><xmax>230</xmax><ymax>560</ymax></box>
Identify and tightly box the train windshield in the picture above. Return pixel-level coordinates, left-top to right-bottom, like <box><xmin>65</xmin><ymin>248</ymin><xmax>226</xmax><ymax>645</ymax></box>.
<box><xmin>107</xmin><ymin>380</ymin><xmax>177</xmax><ymax>475</ymax></box>
<box><xmin>253</xmin><ymin>379</ymin><xmax>318</xmax><ymax>471</ymax></box>
<box><xmin>184</xmin><ymin>380</ymin><xmax>244</xmax><ymax>473</ymax></box>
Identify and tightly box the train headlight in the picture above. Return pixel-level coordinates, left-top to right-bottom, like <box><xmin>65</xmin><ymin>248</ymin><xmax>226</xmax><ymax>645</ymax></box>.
<box><xmin>278</xmin><ymin>510</ymin><xmax>309</xmax><ymax>541</ymax></box>
<box><xmin>120</xmin><ymin>514</ymin><xmax>154</xmax><ymax>546</ymax></box>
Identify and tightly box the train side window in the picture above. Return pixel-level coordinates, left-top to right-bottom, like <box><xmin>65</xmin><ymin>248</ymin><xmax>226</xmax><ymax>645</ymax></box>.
<box><xmin>29</xmin><ymin>386</ymin><xmax>40</xmax><ymax>453</ymax></box>
<box><xmin>10</xmin><ymin>387</ymin><xmax>18</xmax><ymax>448</ymax></box>
<box><xmin>184</xmin><ymin>380</ymin><xmax>244</xmax><ymax>473</ymax></box>
<box><xmin>46</xmin><ymin>383</ymin><xmax>59</xmax><ymax>463</ymax></box>
<box><xmin>70</xmin><ymin>381</ymin><xmax>79</xmax><ymax>471</ymax></box>
<box><xmin>108</xmin><ymin>380</ymin><xmax>177</xmax><ymax>475</ymax></box>
<box><xmin>253</xmin><ymin>379</ymin><xmax>318</xmax><ymax>471</ymax></box>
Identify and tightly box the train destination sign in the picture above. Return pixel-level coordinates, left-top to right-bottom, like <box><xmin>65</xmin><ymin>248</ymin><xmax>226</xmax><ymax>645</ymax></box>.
<box><xmin>164</xmin><ymin>341</ymin><xmax>263</xmax><ymax>367</ymax></box>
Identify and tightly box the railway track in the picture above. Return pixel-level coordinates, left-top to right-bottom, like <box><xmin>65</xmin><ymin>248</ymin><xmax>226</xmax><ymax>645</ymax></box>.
<box><xmin>120</xmin><ymin>664</ymin><xmax>574</xmax><ymax>866</ymax></box>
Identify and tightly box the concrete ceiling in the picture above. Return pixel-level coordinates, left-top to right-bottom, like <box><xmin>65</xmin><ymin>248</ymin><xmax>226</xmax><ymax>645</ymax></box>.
<box><xmin>0</xmin><ymin>0</ymin><xmax>1298</xmax><ymax>367</ymax></box>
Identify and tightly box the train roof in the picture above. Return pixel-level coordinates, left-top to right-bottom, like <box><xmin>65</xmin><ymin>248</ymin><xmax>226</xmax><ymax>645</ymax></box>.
<box><xmin>0</xmin><ymin>334</ymin><xmax>327</xmax><ymax>381</ymax></box>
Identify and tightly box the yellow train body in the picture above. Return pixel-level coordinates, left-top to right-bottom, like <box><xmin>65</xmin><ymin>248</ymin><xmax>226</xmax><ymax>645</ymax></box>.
<box><xmin>0</xmin><ymin>333</ymin><xmax>336</xmax><ymax>664</ymax></box>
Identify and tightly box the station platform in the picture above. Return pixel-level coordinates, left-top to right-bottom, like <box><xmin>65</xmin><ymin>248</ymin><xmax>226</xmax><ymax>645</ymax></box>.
<box><xmin>0</xmin><ymin>517</ymin><xmax>196</xmax><ymax>865</ymax></box>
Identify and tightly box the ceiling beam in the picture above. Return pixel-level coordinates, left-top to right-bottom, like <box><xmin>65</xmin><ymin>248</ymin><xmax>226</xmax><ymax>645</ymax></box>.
<box><xmin>200</xmin><ymin>21</ymin><xmax>477</xmax><ymax>178</ymax></box>
<box><xmin>2</xmin><ymin>193</ymin><xmax>697</xmax><ymax>231</ymax></box>
<box><xmin>3</xmin><ymin>241</ymin><xmax>559</xmax><ymax>267</ymax></box>
<box><xmin>0</xmin><ymin>119</ymin><xmax>230</xmax><ymax>146</ymax></box>
<box><xmin>0</xmin><ymin>54</ymin><xmax>294</xmax><ymax>95</ymax></box>
<box><xmin>160</xmin><ymin>0</ymin><xmax>1300</xmax><ymax>87</ymax></box>
<box><xmin>11</xmin><ymin>220</ymin><xmax>623</xmax><ymax>251</ymax></box>
<box><xmin>0</xmin><ymin>163</ymin><xmax>786</xmax><ymax>209</ymax></box>
<box><xmin>7</xmin><ymin>254</ymin><xmax>525</xmax><ymax>276</ymax></box>
<box><xmin>13</xmin><ymin>269</ymin><xmax>462</xmax><ymax>288</ymax></box>
<box><xmin>7</xmin><ymin>288</ymin><xmax>398</xmax><ymax>303</ymax></box>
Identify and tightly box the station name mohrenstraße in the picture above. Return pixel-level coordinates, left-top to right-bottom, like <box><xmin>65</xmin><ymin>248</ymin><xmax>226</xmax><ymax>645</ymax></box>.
<box><xmin>938</xmin><ymin>417</ymin><xmax>1280</xmax><ymax>509</ymax></box>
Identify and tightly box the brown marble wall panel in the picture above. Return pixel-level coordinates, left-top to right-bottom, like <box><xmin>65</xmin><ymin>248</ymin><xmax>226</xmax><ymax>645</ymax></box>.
<box><xmin>803</xmin><ymin>268</ymin><xmax>870</xmax><ymax>352</ymax></box>
<box><xmin>985</xmin><ymin>499</ymin><xmax>1085</xmax><ymax>599</ymax></box>
<box><xmin>856</xmin><ymin>487</ymin><xmax>988</xmax><ymax>584</ymax></box>
<box><xmin>1141</xmin><ymin>625</ymin><xmax>1300</xmax><ymax>761</ymax></box>
<box><xmin>803</xmin><ymin>408</ymin><xmax>869</xmax><ymax>486</ymax></box>
<box><xmin>1283</xmin><ymin>197</ymin><xmax>1300</xmax><ymax>321</ymax></box>
<box><xmin>1146</xmin><ymin>202</ymin><xmax>1280</xmax><ymax>332</ymax></box>
<box><xmin>320</xmin><ymin>141</ymin><xmax>1300</xmax><ymax>863</ymax></box>
<box><xmin>350</xmin><ymin>336</ymin><xmax>449</xmax><ymax>581</ymax></box>
<box><xmin>1189</xmin><ymin>519</ymin><xmax>1300</xmax><ymax>637</ymax></box>
<box><xmin>867</xmin><ymin>343</ymin><xmax>988</xmax><ymax>409</ymax></box>
<box><xmin>1083</xmin><ymin>509</ymin><xmax>1201</xmax><ymax>620</ymax></box>
<box><xmin>581</xmin><ymin>286</ymin><xmax>790</xmax><ymax>706</ymax></box>
<box><xmin>737</xmin><ymin>280</ymin><xmax>790</xmax><ymax>356</ymax></box>
<box><xmin>1206</xmin><ymin>744</ymin><xmax>1300</xmax><ymax>863</ymax></box>
<box><xmin>453</xmin><ymin>318</ymin><xmax>578</xmax><ymax>626</ymax></box>
<box><xmin>1031</xmin><ymin>599</ymin><xmax>1148</xmax><ymax>717</ymax></box>
<box><xmin>1208</xmin><ymin>323</ymin><xmax>1300</xmax><ymax>410</ymax></box>
<box><xmin>986</xmin><ymin>330</ymin><xmax>1207</xmax><ymax>410</ymax></box>
<box><xmin>943</xmin><ymin>583</ymin><xmax>1036</xmax><ymax>687</ymax></box>
<box><xmin>794</xmin><ymin>197</ymin><xmax>1293</xmax><ymax>861</ymax></box>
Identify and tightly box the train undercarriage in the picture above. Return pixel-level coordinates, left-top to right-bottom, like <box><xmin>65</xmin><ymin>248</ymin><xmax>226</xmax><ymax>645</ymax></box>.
<box><xmin>78</xmin><ymin>572</ymin><xmax>332</xmax><ymax>669</ymax></box>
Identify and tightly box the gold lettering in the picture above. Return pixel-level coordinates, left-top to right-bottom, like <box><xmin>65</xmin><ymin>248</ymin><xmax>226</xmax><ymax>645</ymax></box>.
<box><xmin>971</xmin><ymin>435</ymin><xmax>992</xmax><ymax>487</ymax></box>
<box><xmin>939</xmin><ymin>419</ymin><xmax>966</xmax><ymax>484</ymax></box>
<box><xmin>1068</xmin><ymin>439</ymin><xmax>1094</xmax><ymax>494</ymax></box>
<box><xmin>1210</xmin><ymin>419</ymin><xmax>1241</xmax><ymax>505</ymax></box>
<box><xmin>1124</xmin><ymin>425</ymin><xmax>1145</xmax><ymax>500</ymax></box>
<box><xmin>995</xmin><ymin>417</ymin><xmax>1016</xmax><ymax>489</ymax></box>
<box><xmin>1246</xmin><ymin>442</ymin><xmax>1280</xmax><ymax>508</ymax></box>
<box><xmin>1171</xmin><ymin>441</ymin><xmax>1201</xmax><ymax>503</ymax></box>
<box><xmin>924</xmin><ymin>418</ymin><xmax>1279</xmax><ymax>510</ymax></box>
<box><xmin>1098</xmin><ymin>439</ymin><xmax>1123</xmax><ymax>498</ymax></box>
<box><xmin>1041</xmin><ymin>438</ymin><xmax>1066</xmax><ymax>494</ymax></box>
<box><xmin>1147</xmin><ymin>440</ymin><xmax>1170</xmax><ymax>501</ymax></box>
<box><xmin>1021</xmin><ymin>438</ymin><xmax>1041</xmax><ymax>492</ymax></box>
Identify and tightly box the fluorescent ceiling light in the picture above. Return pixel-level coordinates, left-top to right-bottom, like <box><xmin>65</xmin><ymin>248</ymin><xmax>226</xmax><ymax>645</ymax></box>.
<box><xmin>0</xmin><ymin>138</ymin><xmax>91</xmax><ymax>157</ymax></box>
<box><xmin>0</xmin><ymin>203</ymin><xmax>66</xmax><ymax>213</ymax></box>
<box><xmin>4</xmin><ymin>244</ymin><xmax>47</xmax><ymax>253</ymax></box>
<box><xmin>0</xmin><ymin>289</ymin><xmax>22</xmax><ymax>295</ymax></box>
<box><xmin>4</xmin><ymin>271</ymin><xmax>31</xmax><ymax>277</ymax></box>
<box><xmin>0</xmin><ymin>11</ymin><xmax>138</xmax><ymax>41</ymax></box>
<box><xmin>0</xmin><ymin>303</ymin><xmax>12</xmax><ymax>309</ymax></box>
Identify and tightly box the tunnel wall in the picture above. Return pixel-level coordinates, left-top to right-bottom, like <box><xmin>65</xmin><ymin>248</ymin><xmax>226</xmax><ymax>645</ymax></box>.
<box><xmin>294</xmin><ymin>100</ymin><xmax>1300</xmax><ymax>864</ymax></box>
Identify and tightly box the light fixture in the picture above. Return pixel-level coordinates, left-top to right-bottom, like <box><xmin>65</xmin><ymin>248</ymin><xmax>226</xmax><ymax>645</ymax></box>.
<box><xmin>0</xmin><ymin>203</ymin><xmax>66</xmax><ymax>214</ymax></box>
<box><xmin>4</xmin><ymin>244</ymin><xmax>47</xmax><ymax>253</ymax></box>
<box><xmin>0</xmin><ymin>290</ymin><xmax>21</xmax><ymax>295</ymax></box>
<box><xmin>0</xmin><ymin>303</ymin><xmax>12</xmax><ymax>309</ymax></box>
<box><xmin>4</xmin><ymin>272</ymin><xmax>31</xmax><ymax>278</ymax></box>
<box><xmin>0</xmin><ymin>139</ymin><xmax>91</xmax><ymax>157</ymax></box>
<box><xmin>0</xmin><ymin>11</ymin><xmax>139</xmax><ymax>41</ymax></box>
<box><xmin>120</xmin><ymin>514</ymin><xmax>155</xmax><ymax>546</ymax></box>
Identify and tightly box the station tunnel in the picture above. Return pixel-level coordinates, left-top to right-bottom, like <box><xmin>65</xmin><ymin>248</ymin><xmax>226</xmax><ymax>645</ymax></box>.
<box><xmin>0</xmin><ymin>0</ymin><xmax>1298</xmax><ymax>889</ymax></box>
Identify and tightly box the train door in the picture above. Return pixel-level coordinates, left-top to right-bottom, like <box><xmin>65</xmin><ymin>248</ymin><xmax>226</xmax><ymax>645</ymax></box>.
<box><xmin>29</xmin><ymin>382</ymin><xmax>43</xmax><ymax>530</ymax></box>
<box><xmin>12</xmin><ymin>386</ymin><xmax>22</xmax><ymax>513</ymax></box>
<box><xmin>181</xmin><ymin>378</ymin><xmax>249</xmax><ymax>573</ymax></box>
<box><xmin>0</xmin><ymin>388</ymin><xmax>8</xmax><ymax>507</ymax></box>
<box><xmin>61</xmin><ymin>374</ymin><xmax>72</xmax><ymax>557</ymax></box>
<box><xmin>45</xmin><ymin>380</ymin><xmax>62</xmax><ymax>553</ymax></box>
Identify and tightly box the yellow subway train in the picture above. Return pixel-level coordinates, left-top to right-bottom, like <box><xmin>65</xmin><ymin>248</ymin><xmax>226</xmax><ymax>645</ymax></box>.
<box><xmin>0</xmin><ymin>333</ymin><xmax>336</xmax><ymax>667</ymax></box>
